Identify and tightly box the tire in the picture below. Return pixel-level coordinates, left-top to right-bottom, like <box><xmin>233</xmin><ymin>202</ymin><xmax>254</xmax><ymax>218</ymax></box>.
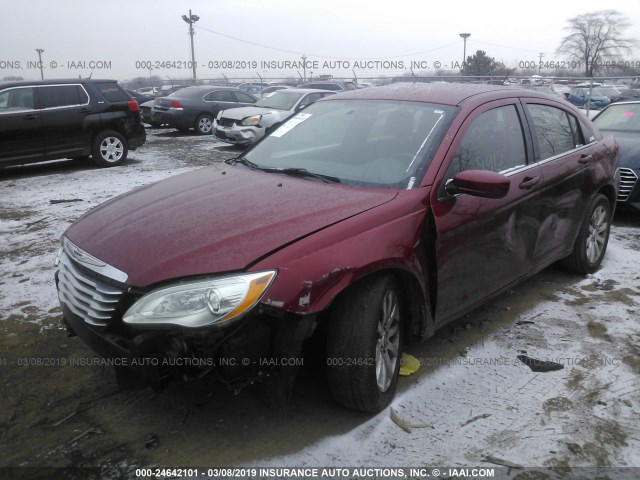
<box><xmin>561</xmin><ymin>193</ymin><xmax>611</xmax><ymax>274</ymax></box>
<box><xmin>194</xmin><ymin>114</ymin><xmax>213</xmax><ymax>135</ymax></box>
<box><xmin>326</xmin><ymin>275</ymin><xmax>403</xmax><ymax>412</ymax></box>
<box><xmin>92</xmin><ymin>130</ymin><xmax>128</xmax><ymax>167</ymax></box>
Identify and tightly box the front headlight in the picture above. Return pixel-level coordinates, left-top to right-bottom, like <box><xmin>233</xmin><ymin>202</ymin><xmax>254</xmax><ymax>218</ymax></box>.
<box><xmin>241</xmin><ymin>114</ymin><xmax>262</xmax><ymax>126</ymax></box>
<box><xmin>123</xmin><ymin>271</ymin><xmax>276</xmax><ymax>328</ymax></box>
<box><xmin>216</xmin><ymin>110</ymin><xmax>224</xmax><ymax>120</ymax></box>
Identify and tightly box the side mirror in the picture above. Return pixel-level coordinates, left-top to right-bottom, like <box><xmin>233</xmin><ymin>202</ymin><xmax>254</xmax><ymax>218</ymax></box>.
<box><xmin>445</xmin><ymin>170</ymin><xmax>510</xmax><ymax>199</ymax></box>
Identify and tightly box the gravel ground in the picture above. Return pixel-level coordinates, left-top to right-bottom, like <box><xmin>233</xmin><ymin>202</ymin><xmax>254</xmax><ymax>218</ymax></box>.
<box><xmin>1</xmin><ymin>128</ymin><xmax>639</xmax><ymax>479</ymax></box>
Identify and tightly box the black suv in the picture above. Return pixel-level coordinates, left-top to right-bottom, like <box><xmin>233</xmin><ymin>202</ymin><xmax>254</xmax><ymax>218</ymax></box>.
<box><xmin>0</xmin><ymin>79</ymin><xmax>146</xmax><ymax>168</ymax></box>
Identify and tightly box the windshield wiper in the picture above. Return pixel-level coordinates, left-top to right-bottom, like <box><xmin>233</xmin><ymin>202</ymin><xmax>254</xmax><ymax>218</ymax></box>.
<box><xmin>266</xmin><ymin>167</ymin><xmax>341</xmax><ymax>184</ymax></box>
<box><xmin>226</xmin><ymin>159</ymin><xmax>341</xmax><ymax>183</ymax></box>
<box><xmin>225</xmin><ymin>156</ymin><xmax>261</xmax><ymax>170</ymax></box>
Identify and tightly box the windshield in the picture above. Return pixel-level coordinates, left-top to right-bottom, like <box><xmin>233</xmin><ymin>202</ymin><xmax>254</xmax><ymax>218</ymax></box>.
<box><xmin>593</xmin><ymin>104</ymin><xmax>640</xmax><ymax>132</ymax></box>
<box><xmin>242</xmin><ymin>99</ymin><xmax>456</xmax><ymax>189</ymax></box>
<box><xmin>255</xmin><ymin>91</ymin><xmax>305</xmax><ymax>110</ymax></box>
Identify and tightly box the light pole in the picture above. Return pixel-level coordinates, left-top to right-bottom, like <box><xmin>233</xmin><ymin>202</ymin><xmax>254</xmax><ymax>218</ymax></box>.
<box><xmin>35</xmin><ymin>48</ymin><xmax>45</xmax><ymax>80</ymax></box>
<box><xmin>302</xmin><ymin>55</ymin><xmax>307</xmax><ymax>82</ymax></box>
<box><xmin>459</xmin><ymin>33</ymin><xmax>471</xmax><ymax>71</ymax></box>
<box><xmin>182</xmin><ymin>10</ymin><xmax>200</xmax><ymax>82</ymax></box>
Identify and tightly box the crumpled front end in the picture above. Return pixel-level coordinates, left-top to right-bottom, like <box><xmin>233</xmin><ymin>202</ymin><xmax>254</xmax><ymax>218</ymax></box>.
<box><xmin>55</xmin><ymin>236</ymin><xmax>313</xmax><ymax>393</ymax></box>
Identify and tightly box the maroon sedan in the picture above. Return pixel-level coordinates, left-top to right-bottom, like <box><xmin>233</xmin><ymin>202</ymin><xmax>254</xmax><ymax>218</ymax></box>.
<box><xmin>55</xmin><ymin>83</ymin><xmax>619</xmax><ymax>412</ymax></box>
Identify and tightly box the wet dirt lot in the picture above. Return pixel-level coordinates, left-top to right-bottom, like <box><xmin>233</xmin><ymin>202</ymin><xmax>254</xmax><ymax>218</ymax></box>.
<box><xmin>1</xmin><ymin>129</ymin><xmax>639</xmax><ymax>479</ymax></box>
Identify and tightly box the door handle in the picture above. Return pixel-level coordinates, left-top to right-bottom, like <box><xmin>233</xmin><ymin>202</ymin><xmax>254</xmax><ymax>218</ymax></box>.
<box><xmin>519</xmin><ymin>176</ymin><xmax>540</xmax><ymax>190</ymax></box>
<box><xmin>24</xmin><ymin>113</ymin><xmax>38</xmax><ymax>119</ymax></box>
<box><xmin>579</xmin><ymin>154</ymin><xmax>593</xmax><ymax>164</ymax></box>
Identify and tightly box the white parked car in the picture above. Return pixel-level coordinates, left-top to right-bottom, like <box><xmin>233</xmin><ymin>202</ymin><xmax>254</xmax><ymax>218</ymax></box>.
<box><xmin>213</xmin><ymin>88</ymin><xmax>335</xmax><ymax>145</ymax></box>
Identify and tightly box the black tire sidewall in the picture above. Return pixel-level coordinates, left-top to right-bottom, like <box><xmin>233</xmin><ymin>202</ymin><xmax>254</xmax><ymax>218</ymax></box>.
<box><xmin>326</xmin><ymin>275</ymin><xmax>403</xmax><ymax>412</ymax></box>
<box><xmin>575</xmin><ymin>194</ymin><xmax>611</xmax><ymax>273</ymax></box>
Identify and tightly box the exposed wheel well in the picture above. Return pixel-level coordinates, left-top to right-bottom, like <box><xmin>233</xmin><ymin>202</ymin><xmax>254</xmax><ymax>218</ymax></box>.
<box><xmin>324</xmin><ymin>269</ymin><xmax>431</xmax><ymax>345</ymax></box>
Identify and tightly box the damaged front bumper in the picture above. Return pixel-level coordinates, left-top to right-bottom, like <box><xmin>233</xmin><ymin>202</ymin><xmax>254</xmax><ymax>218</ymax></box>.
<box><xmin>60</xmin><ymin>299</ymin><xmax>315</xmax><ymax>393</ymax></box>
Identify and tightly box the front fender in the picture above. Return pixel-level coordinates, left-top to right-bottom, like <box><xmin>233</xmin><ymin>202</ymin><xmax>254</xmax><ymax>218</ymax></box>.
<box><xmin>252</xmin><ymin>189</ymin><xmax>430</xmax><ymax>315</ymax></box>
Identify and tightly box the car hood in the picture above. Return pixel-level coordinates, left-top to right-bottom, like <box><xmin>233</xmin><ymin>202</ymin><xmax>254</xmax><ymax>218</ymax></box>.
<box><xmin>65</xmin><ymin>166</ymin><xmax>397</xmax><ymax>287</ymax></box>
<box><xmin>220</xmin><ymin>106</ymin><xmax>288</xmax><ymax>121</ymax></box>
<box><xmin>608</xmin><ymin>131</ymin><xmax>640</xmax><ymax>168</ymax></box>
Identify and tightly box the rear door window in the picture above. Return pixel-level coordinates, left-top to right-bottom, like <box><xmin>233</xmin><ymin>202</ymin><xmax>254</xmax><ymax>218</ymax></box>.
<box><xmin>205</xmin><ymin>90</ymin><xmax>234</xmax><ymax>102</ymax></box>
<box><xmin>526</xmin><ymin>104</ymin><xmax>580</xmax><ymax>160</ymax></box>
<box><xmin>39</xmin><ymin>85</ymin><xmax>87</xmax><ymax>108</ymax></box>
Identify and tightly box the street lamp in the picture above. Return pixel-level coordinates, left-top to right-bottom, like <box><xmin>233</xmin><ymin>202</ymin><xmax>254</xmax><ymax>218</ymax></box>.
<box><xmin>302</xmin><ymin>54</ymin><xmax>307</xmax><ymax>82</ymax></box>
<box><xmin>459</xmin><ymin>33</ymin><xmax>471</xmax><ymax>71</ymax></box>
<box><xmin>35</xmin><ymin>48</ymin><xmax>45</xmax><ymax>80</ymax></box>
<box><xmin>182</xmin><ymin>10</ymin><xmax>200</xmax><ymax>82</ymax></box>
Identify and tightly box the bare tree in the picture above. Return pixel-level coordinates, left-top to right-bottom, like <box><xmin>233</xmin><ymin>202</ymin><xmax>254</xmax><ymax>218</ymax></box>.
<box><xmin>557</xmin><ymin>10</ymin><xmax>636</xmax><ymax>77</ymax></box>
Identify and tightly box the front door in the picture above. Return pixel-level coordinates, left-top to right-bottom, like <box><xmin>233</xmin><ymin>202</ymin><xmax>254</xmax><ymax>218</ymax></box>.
<box><xmin>430</xmin><ymin>100</ymin><xmax>544</xmax><ymax>326</ymax></box>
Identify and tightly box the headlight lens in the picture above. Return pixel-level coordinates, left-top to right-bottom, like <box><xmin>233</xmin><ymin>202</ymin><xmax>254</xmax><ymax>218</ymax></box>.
<box><xmin>216</xmin><ymin>110</ymin><xmax>224</xmax><ymax>120</ymax></box>
<box><xmin>241</xmin><ymin>114</ymin><xmax>262</xmax><ymax>126</ymax></box>
<box><xmin>123</xmin><ymin>271</ymin><xmax>276</xmax><ymax>328</ymax></box>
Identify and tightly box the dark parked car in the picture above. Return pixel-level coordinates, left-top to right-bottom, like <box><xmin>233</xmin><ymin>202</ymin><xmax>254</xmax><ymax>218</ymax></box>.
<box><xmin>126</xmin><ymin>89</ymin><xmax>155</xmax><ymax>104</ymax></box>
<box><xmin>0</xmin><ymin>79</ymin><xmax>146</xmax><ymax>167</ymax></box>
<box><xmin>150</xmin><ymin>86</ymin><xmax>257</xmax><ymax>134</ymax></box>
<box><xmin>593</xmin><ymin>101</ymin><xmax>640</xmax><ymax>210</ymax></box>
<box><xmin>56</xmin><ymin>83</ymin><xmax>618</xmax><ymax>412</ymax></box>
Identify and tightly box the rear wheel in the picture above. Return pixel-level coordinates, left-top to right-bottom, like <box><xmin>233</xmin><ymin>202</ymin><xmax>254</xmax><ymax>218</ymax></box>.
<box><xmin>561</xmin><ymin>193</ymin><xmax>611</xmax><ymax>274</ymax></box>
<box><xmin>327</xmin><ymin>275</ymin><xmax>403</xmax><ymax>412</ymax></box>
<box><xmin>194</xmin><ymin>114</ymin><xmax>213</xmax><ymax>135</ymax></box>
<box><xmin>92</xmin><ymin>130</ymin><xmax>128</xmax><ymax>167</ymax></box>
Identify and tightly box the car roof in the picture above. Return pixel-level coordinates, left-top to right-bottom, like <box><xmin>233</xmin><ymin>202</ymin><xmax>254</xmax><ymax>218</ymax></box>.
<box><xmin>160</xmin><ymin>85</ymin><xmax>243</xmax><ymax>97</ymax></box>
<box><xmin>266</xmin><ymin>88</ymin><xmax>335</xmax><ymax>94</ymax></box>
<box><xmin>319</xmin><ymin>82</ymin><xmax>558</xmax><ymax>107</ymax></box>
<box><xmin>0</xmin><ymin>78</ymin><xmax>118</xmax><ymax>89</ymax></box>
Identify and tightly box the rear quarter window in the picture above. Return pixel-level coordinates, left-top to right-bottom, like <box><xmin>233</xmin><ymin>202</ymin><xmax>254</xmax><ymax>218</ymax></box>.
<box><xmin>94</xmin><ymin>82</ymin><xmax>130</xmax><ymax>102</ymax></box>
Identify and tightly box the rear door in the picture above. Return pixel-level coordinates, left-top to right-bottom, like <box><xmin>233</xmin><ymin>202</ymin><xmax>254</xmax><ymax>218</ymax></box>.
<box><xmin>0</xmin><ymin>86</ymin><xmax>44</xmax><ymax>165</ymax></box>
<box><xmin>521</xmin><ymin>99</ymin><xmax>605</xmax><ymax>262</ymax></box>
<box><xmin>430</xmin><ymin>99</ymin><xmax>544</xmax><ymax>325</ymax></box>
<box><xmin>203</xmin><ymin>90</ymin><xmax>238</xmax><ymax>115</ymax></box>
<box><xmin>38</xmin><ymin>84</ymin><xmax>91</xmax><ymax>159</ymax></box>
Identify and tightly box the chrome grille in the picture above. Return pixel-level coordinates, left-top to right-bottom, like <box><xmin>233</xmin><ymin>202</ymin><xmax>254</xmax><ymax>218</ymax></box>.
<box><xmin>618</xmin><ymin>168</ymin><xmax>638</xmax><ymax>201</ymax></box>
<box><xmin>57</xmin><ymin>238</ymin><xmax>127</xmax><ymax>327</ymax></box>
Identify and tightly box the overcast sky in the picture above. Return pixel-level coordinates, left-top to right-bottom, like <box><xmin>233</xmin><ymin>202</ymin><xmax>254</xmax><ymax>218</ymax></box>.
<box><xmin>2</xmin><ymin>0</ymin><xmax>639</xmax><ymax>83</ymax></box>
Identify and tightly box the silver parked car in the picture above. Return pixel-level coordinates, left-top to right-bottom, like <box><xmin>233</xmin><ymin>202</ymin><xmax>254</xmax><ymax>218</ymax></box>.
<box><xmin>213</xmin><ymin>88</ymin><xmax>335</xmax><ymax>145</ymax></box>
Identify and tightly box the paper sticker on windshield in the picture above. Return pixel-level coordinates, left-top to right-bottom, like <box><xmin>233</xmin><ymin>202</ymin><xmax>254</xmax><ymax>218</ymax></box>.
<box><xmin>270</xmin><ymin>113</ymin><xmax>312</xmax><ymax>137</ymax></box>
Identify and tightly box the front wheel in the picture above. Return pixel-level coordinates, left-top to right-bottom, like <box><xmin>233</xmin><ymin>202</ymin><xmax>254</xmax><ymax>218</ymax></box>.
<box><xmin>194</xmin><ymin>114</ymin><xmax>213</xmax><ymax>135</ymax></box>
<box><xmin>561</xmin><ymin>193</ymin><xmax>611</xmax><ymax>274</ymax></box>
<box><xmin>92</xmin><ymin>131</ymin><xmax>128</xmax><ymax>167</ymax></box>
<box><xmin>326</xmin><ymin>275</ymin><xmax>403</xmax><ymax>412</ymax></box>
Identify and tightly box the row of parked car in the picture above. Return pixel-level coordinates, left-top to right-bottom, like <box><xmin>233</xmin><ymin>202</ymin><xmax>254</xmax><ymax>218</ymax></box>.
<box><xmin>0</xmin><ymin>77</ymin><xmax>638</xmax><ymax>212</ymax></box>
<box><xmin>137</xmin><ymin>81</ymin><xmax>353</xmax><ymax>139</ymax></box>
